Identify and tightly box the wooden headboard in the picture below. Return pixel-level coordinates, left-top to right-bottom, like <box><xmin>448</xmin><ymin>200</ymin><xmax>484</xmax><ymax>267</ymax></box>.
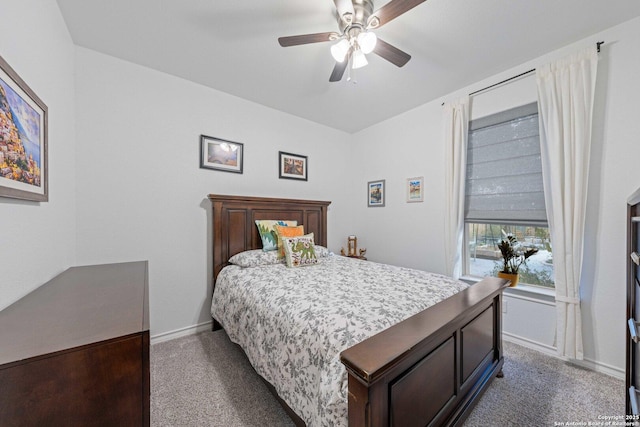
<box><xmin>208</xmin><ymin>194</ymin><xmax>331</xmax><ymax>281</ymax></box>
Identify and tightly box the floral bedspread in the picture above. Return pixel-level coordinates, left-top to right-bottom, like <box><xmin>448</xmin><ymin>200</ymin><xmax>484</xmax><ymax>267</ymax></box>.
<box><xmin>211</xmin><ymin>255</ymin><xmax>469</xmax><ymax>427</ymax></box>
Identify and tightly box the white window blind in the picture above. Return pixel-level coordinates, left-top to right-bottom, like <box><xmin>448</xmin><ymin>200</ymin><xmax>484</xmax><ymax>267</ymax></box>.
<box><xmin>465</xmin><ymin>103</ymin><xmax>547</xmax><ymax>225</ymax></box>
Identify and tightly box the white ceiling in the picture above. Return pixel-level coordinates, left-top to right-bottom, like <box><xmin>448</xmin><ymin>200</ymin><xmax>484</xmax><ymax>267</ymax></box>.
<box><xmin>56</xmin><ymin>0</ymin><xmax>640</xmax><ymax>133</ymax></box>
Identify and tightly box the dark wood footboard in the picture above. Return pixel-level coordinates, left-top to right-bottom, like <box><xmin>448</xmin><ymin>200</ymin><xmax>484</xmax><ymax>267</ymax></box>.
<box><xmin>340</xmin><ymin>277</ymin><xmax>508</xmax><ymax>427</ymax></box>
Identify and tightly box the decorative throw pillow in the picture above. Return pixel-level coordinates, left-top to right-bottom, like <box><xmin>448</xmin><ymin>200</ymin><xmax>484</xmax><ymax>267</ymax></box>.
<box><xmin>255</xmin><ymin>220</ymin><xmax>298</xmax><ymax>251</ymax></box>
<box><xmin>274</xmin><ymin>225</ymin><xmax>305</xmax><ymax>258</ymax></box>
<box><xmin>228</xmin><ymin>250</ymin><xmax>282</xmax><ymax>268</ymax></box>
<box><xmin>282</xmin><ymin>233</ymin><xmax>318</xmax><ymax>268</ymax></box>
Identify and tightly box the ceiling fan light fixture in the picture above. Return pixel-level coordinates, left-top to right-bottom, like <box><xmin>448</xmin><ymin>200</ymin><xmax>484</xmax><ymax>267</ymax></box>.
<box><xmin>357</xmin><ymin>31</ymin><xmax>377</xmax><ymax>54</ymax></box>
<box><xmin>330</xmin><ymin>39</ymin><xmax>351</xmax><ymax>62</ymax></box>
<box><xmin>278</xmin><ymin>0</ymin><xmax>423</xmax><ymax>82</ymax></box>
<box><xmin>351</xmin><ymin>49</ymin><xmax>368</xmax><ymax>69</ymax></box>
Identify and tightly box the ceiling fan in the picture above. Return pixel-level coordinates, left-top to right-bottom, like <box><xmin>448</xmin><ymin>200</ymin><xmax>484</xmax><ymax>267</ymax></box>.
<box><xmin>278</xmin><ymin>0</ymin><xmax>427</xmax><ymax>82</ymax></box>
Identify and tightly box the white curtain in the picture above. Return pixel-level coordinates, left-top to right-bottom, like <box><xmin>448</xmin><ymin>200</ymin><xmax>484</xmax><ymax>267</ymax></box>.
<box><xmin>443</xmin><ymin>97</ymin><xmax>469</xmax><ymax>279</ymax></box>
<box><xmin>536</xmin><ymin>46</ymin><xmax>598</xmax><ymax>360</ymax></box>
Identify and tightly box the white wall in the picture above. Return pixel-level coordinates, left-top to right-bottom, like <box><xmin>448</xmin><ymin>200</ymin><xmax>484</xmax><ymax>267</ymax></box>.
<box><xmin>73</xmin><ymin>48</ymin><xmax>353</xmax><ymax>337</ymax></box>
<box><xmin>0</xmin><ymin>0</ymin><xmax>76</xmax><ymax>310</ymax></box>
<box><xmin>349</xmin><ymin>17</ymin><xmax>640</xmax><ymax>376</ymax></box>
<box><xmin>349</xmin><ymin>101</ymin><xmax>448</xmax><ymax>273</ymax></box>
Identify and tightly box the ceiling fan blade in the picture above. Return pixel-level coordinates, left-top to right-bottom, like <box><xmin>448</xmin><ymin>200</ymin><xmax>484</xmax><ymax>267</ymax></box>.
<box><xmin>373</xmin><ymin>38</ymin><xmax>411</xmax><ymax>67</ymax></box>
<box><xmin>368</xmin><ymin>0</ymin><xmax>427</xmax><ymax>29</ymax></box>
<box><xmin>278</xmin><ymin>32</ymin><xmax>339</xmax><ymax>47</ymax></box>
<box><xmin>329</xmin><ymin>60</ymin><xmax>349</xmax><ymax>82</ymax></box>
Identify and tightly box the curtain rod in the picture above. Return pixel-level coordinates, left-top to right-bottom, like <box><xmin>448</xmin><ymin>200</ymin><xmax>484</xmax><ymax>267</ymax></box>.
<box><xmin>441</xmin><ymin>41</ymin><xmax>604</xmax><ymax>106</ymax></box>
<box><xmin>468</xmin><ymin>68</ymin><xmax>535</xmax><ymax>97</ymax></box>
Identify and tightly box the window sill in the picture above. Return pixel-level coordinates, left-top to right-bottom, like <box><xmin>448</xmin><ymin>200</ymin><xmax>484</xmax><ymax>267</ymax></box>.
<box><xmin>460</xmin><ymin>275</ymin><xmax>555</xmax><ymax>305</ymax></box>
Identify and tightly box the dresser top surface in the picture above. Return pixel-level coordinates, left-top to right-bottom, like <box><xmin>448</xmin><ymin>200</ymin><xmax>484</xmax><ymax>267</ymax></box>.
<box><xmin>0</xmin><ymin>261</ymin><xmax>149</xmax><ymax>366</ymax></box>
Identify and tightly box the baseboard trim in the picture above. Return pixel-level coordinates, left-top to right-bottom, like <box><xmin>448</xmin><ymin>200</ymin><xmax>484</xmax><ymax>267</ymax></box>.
<box><xmin>577</xmin><ymin>356</ymin><xmax>624</xmax><ymax>380</ymax></box>
<box><xmin>150</xmin><ymin>323</ymin><xmax>624</xmax><ymax>379</ymax></box>
<box><xmin>502</xmin><ymin>331</ymin><xmax>556</xmax><ymax>355</ymax></box>
<box><xmin>502</xmin><ymin>332</ymin><xmax>624</xmax><ymax>380</ymax></box>
<box><xmin>150</xmin><ymin>320</ymin><xmax>213</xmax><ymax>345</ymax></box>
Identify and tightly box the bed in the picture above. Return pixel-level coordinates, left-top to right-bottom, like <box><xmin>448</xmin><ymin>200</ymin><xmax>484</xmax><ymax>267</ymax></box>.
<box><xmin>209</xmin><ymin>194</ymin><xmax>508</xmax><ymax>427</ymax></box>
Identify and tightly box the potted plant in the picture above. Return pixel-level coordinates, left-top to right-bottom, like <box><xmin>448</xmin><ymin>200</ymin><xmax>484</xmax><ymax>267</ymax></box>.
<box><xmin>497</xmin><ymin>235</ymin><xmax>539</xmax><ymax>287</ymax></box>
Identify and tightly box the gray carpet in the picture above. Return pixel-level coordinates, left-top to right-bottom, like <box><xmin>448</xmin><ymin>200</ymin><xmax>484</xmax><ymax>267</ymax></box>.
<box><xmin>151</xmin><ymin>331</ymin><xmax>623</xmax><ymax>426</ymax></box>
<box><xmin>151</xmin><ymin>330</ymin><xmax>294</xmax><ymax>427</ymax></box>
<box><xmin>463</xmin><ymin>343</ymin><xmax>623</xmax><ymax>426</ymax></box>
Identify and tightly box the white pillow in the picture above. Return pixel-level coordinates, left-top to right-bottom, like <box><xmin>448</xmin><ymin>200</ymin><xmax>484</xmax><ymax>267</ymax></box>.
<box><xmin>314</xmin><ymin>245</ymin><xmax>330</xmax><ymax>257</ymax></box>
<box><xmin>228</xmin><ymin>249</ymin><xmax>282</xmax><ymax>268</ymax></box>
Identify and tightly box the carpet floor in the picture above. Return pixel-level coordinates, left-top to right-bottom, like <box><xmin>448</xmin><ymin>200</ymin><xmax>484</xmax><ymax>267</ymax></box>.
<box><xmin>151</xmin><ymin>331</ymin><xmax>624</xmax><ymax>426</ymax></box>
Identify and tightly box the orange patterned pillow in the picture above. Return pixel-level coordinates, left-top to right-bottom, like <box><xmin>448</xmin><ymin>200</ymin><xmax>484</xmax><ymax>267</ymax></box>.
<box><xmin>274</xmin><ymin>225</ymin><xmax>305</xmax><ymax>258</ymax></box>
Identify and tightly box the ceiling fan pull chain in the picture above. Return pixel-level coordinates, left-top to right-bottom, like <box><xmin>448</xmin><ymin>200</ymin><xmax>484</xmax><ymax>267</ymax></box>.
<box><xmin>347</xmin><ymin>60</ymin><xmax>358</xmax><ymax>84</ymax></box>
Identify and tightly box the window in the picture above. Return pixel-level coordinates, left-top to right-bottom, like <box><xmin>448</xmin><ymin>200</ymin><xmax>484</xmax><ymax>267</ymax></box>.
<box><xmin>464</xmin><ymin>103</ymin><xmax>554</xmax><ymax>289</ymax></box>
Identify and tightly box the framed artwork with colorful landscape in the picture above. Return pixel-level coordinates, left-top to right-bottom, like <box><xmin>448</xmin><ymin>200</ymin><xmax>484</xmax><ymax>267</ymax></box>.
<box><xmin>200</xmin><ymin>135</ymin><xmax>244</xmax><ymax>174</ymax></box>
<box><xmin>406</xmin><ymin>176</ymin><xmax>424</xmax><ymax>202</ymax></box>
<box><xmin>0</xmin><ymin>55</ymin><xmax>48</xmax><ymax>202</ymax></box>
<box><xmin>367</xmin><ymin>179</ymin><xmax>385</xmax><ymax>207</ymax></box>
<box><xmin>278</xmin><ymin>151</ymin><xmax>307</xmax><ymax>181</ymax></box>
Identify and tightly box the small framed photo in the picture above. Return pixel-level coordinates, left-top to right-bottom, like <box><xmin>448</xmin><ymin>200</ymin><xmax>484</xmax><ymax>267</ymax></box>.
<box><xmin>279</xmin><ymin>151</ymin><xmax>307</xmax><ymax>181</ymax></box>
<box><xmin>406</xmin><ymin>176</ymin><xmax>424</xmax><ymax>203</ymax></box>
<box><xmin>0</xmin><ymin>54</ymin><xmax>48</xmax><ymax>202</ymax></box>
<box><xmin>367</xmin><ymin>179</ymin><xmax>385</xmax><ymax>207</ymax></box>
<box><xmin>200</xmin><ymin>135</ymin><xmax>243</xmax><ymax>174</ymax></box>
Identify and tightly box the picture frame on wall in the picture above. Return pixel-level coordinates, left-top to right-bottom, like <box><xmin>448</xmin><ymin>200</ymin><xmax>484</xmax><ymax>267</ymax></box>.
<box><xmin>0</xmin><ymin>54</ymin><xmax>48</xmax><ymax>202</ymax></box>
<box><xmin>200</xmin><ymin>135</ymin><xmax>244</xmax><ymax>174</ymax></box>
<box><xmin>367</xmin><ymin>179</ymin><xmax>385</xmax><ymax>207</ymax></box>
<box><xmin>406</xmin><ymin>176</ymin><xmax>424</xmax><ymax>203</ymax></box>
<box><xmin>279</xmin><ymin>151</ymin><xmax>308</xmax><ymax>181</ymax></box>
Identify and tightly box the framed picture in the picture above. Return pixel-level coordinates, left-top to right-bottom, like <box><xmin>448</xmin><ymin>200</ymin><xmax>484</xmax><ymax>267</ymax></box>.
<box><xmin>279</xmin><ymin>151</ymin><xmax>307</xmax><ymax>181</ymax></box>
<box><xmin>200</xmin><ymin>135</ymin><xmax>243</xmax><ymax>174</ymax></box>
<box><xmin>367</xmin><ymin>179</ymin><xmax>385</xmax><ymax>207</ymax></box>
<box><xmin>0</xmin><ymin>54</ymin><xmax>48</xmax><ymax>202</ymax></box>
<box><xmin>406</xmin><ymin>176</ymin><xmax>424</xmax><ymax>203</ymax></box>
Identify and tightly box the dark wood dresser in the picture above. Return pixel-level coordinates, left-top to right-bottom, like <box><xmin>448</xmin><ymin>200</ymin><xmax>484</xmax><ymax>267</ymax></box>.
<box><xmin>0</xmin><ymin>261</ymin><xmax>150</xmax><ymax>426</ymax></box>
<box><xmin>627</xmin><ymin>188</ymin><xmax>640</xmax><ymax>416</ymax></box>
